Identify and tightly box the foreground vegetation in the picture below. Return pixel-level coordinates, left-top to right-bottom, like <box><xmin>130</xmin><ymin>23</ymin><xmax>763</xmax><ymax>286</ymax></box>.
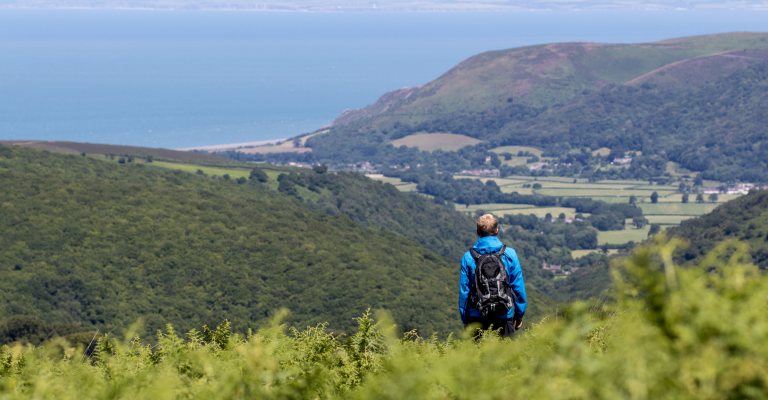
<box><xmin>0</xmin><ymin>239</ymin><xmax>765</xmax><ymax>399</ymax></box>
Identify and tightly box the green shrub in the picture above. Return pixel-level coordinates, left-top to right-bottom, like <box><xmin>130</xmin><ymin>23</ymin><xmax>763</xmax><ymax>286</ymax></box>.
<box><xmin>0</xmin><ymin>238</ymin><xmax>766</xmax><ymax>398</ymax></box>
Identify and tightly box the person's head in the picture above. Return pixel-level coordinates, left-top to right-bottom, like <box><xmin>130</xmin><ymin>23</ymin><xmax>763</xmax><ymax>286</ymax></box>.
<box><xmin>476</xmin><ymin>214</ymin><xmax>499</xmax><ymax>237</ymax></box>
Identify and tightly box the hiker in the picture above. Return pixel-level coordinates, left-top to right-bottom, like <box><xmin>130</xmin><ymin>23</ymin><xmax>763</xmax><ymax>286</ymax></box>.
<box><xmin>459</xmin><ymin>213</ymin><xmax>527</xmax><ymax>337</ymax></box>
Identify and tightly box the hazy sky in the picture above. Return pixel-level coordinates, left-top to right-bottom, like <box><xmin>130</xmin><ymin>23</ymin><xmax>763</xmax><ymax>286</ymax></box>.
<box><xmin>2</xmin><ymin>0</ymin><xmax>768</xmax><ymax>11</ymax></box>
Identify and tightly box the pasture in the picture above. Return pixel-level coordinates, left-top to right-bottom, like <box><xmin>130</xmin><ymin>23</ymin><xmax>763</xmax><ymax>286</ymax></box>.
<box><xmin>571</xmin><ymin>249</ymin><xmax>619</xmax><ymax>259</ymax></box>
<box><xmin>456</xmin><ymin>203</ymin><xmax>580</xmax><ymax>219</ymax></box>
<box><xmin>451</xmin><ymin>173</ymin><xmax>742</xmax><ymax>248</ymax></box>
<box><xmin>490</xmin><ymin>145</ymin><xmax>544</xmax><ymax>157</ymax></box>
<box><xmin>365</xmin><ymin>174</ymin><xmax>418</xmax><ymax>192</ymax></box>
<box><xmin>389</xmin><ymin>132</ymin><xmax>483</xmax><ymax>152</ymax></box>
<box><xmin>150</xmin><ymin>161</ymin><xmax>252</xmax><ymax>179</ymax></box>
<box><xmin>598</xmin><ymin>226</ymin><xmax>651</xmax><ymax>245</ymax></box>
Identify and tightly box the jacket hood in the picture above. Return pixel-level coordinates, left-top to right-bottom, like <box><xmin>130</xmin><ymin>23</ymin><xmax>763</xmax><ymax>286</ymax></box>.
<box><xmin>472</xmin><ymin>236</ymin><xmax>504</xmax><ymax>254</ymax></box>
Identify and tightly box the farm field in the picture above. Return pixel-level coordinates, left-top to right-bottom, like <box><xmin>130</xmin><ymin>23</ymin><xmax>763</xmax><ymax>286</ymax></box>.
<box><xmin>645</xmin><ymin>215</ymin><xmax>696</xmax><ymax>225</ymax></box>
<box><xmin>490</xmin><ymin>145</ymin><xmax>544</xmax><ymax>157</ymax></box>
<box><xmin>150</xmin><ymin>160</ymin><xmax>252</xmax><ymax>179</ymax></box>
<box><xmin>389</xmin><ymin>132</ymin><xmax>482</xmax><ymax>152</ymax></box>
<box><xmin>365</xmin><ymin>174</ymin><xmax>418</xmax><ymax>192</ymax></box>
<box><xmin>598</xmin><ymin>226</ymin><xmax>651</xmax><ymax>246</ymax></box>
<box><xmin>571</xmin><ymin>249</ymin><xmax>619</xmax><ymax>259</ymax></box>
<box><xmin>448</xmin><ymin>173</ymin><xmax>745</xmax><ymax>248</ymax></box>
<box><xmin>456</xmin><ymin>203</ymin><xmax>580</xmax><ymax>219</ymax></box>
<box><xmin>639</xmin><ymin>202</ymin><xmax>719</xmax><ymax>216</ymax></box>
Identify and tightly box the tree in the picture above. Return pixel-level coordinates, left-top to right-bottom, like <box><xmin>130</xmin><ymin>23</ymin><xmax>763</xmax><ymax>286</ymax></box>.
<box><xmin>695</xmin><ymin>193</ymin><xmax>704</xmax><ymax>203</ymax></box>
<box><xmin>558</xmin><ymin>212</ymin><xmax>566</xmax><ymax>221</ymax></box>
<box><xmin>648</xmin><ymin>224</ymin><xmax>661</xmax><ymax>237</ymax></box>
<box><xmin>681</xmin><ymin>193</ymin><xmax>689</xmax><ymax>204</ymax></box>
<box><xmin>313</xmin><ymin>164</ymin><xmax>328</xmax><ymax>174</ymax></box>
<box><xmin>249</xmin><ymin>168</ymin><xmax>269</xmax><ymax>183</ymax></box>
<box><xmin>544</xmin><ymin>213</ymin><xmax>553</xmax><ymax>223</ymax></box>
<box><xmin>650</xmin><ymin>192</ymin><xmax>659</xmax><ymax>204</ymax></box>
<box><xmin>633</xmin><ymin>216</ymin><xmax>648</xmax><ymax>229</ymax></box>
<box><xmin>629</xmin><ymin>195</ymin><xmax>637</xmax><ymax>205</ymax></box>
<box><xmin>709</xmin><ymin>193</ymin><xmax>719</xmax><ymax>203</ymax></box>
<box><xmin>532</xmin><ymin>183</ymin><xmax>543</xmax><ymax>190</ymax></box>
<box><xmin>694</xmin><ymin>175</ymin><xmax>704</xmax><ymax>187</ymax></box>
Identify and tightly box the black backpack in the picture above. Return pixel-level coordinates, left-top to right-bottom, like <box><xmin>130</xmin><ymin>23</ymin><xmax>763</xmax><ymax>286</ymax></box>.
<box><xmin>469</xmin><ymin>245</ymin><xmax>514</xmax><ymax>318</ymax></box>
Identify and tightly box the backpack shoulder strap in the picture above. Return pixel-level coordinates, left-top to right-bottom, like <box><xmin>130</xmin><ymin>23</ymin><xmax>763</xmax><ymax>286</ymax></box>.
<box><xmin>496</xmin><ymin>245</ymin><xmax>507</xmax><ymax>257</ymax></box>
<box><xmin>469</xmin><ymin>248</ymin><xmax>481</xmax><ymax>260</ymax></box>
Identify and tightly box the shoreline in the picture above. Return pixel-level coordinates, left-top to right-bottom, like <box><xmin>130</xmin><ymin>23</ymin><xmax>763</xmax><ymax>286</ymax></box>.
<box><xmin>177</xmin><ymin>138</ymin><xmax>287</xmax><ymax>152</ymax></box>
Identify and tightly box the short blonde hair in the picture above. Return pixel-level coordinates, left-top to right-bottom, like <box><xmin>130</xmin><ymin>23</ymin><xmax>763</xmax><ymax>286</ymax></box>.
<box><xmin>476</xmin><ymin>214</ymin><xmax>499</xmax><ymax>237</ymax></box>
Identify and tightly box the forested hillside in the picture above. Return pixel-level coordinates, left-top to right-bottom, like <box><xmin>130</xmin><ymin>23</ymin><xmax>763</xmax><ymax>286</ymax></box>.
<box><xmin>0</xmin><ymin>145</ymin><xmax>581</xmax><ymax>343</ymax></box>
<box><xmin>277</xmin><ymin>33</ymin><xmax>768</xmax><ymax>182</ymax></box>
<box><xmin>669</xmin><ymin>189</ymin><xmax>768</xmax><ymax>268</ymax></box>
<box><xmin>0</xmin><ymin>145</ymin><xmax>467</xmax><ymax>339</ymax></box>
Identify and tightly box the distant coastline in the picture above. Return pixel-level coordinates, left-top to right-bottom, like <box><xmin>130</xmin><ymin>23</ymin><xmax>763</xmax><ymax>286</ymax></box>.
<box><xmin>177</xmin><ymin>138</ymin><xmax>286</xmax><ymax>152</ymax></box>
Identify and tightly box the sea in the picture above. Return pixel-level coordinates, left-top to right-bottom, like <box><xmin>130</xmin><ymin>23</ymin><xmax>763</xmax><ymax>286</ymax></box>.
<box><xmin>1</xmin><ymin>9</ymin><xmax>768</xmax><ymax>149</ymax></box>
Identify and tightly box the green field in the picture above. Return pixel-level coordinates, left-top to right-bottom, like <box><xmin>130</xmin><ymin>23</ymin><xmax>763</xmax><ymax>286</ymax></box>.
<box><xmin>151</xmin><ymin>160</ymin><xmax>252</xmax><ymax>179</ymax></box>
<box><xmin>453</xmin><ymin>173</ymin><xmax>743</xmax><ymax>247</ymax></box>
<box><xmin>390</xmin><ymin>132</ymin><xmax>483</xmax><ymax>152</ymax></box>
<box><xmin>571</xmin><ymin>249</ymin><xmax>619</xmax><ymax>259</ymax></box>
<box><xmin>598</xmin><ymin>226</ymin><xmax>651</xmax><ymax>245</ymax></box>
<box><xmin>645</xmin><ymin>215</ymin><xmax>696</xmax><ymax>225</ymax></box>
<box><xmin>366</xmin><ymin>174</ymin><xmax>418</xmax><ymax>192</ymax></box>
<box><xmin>639</xmin><ymin>202</ymin><xmax>719</xmax><ymax>216</ymax></box>
<box><xmin>491</xmin><ymin>145</ymin><xmax>544</xmax><ymax>157</ymax></box>
<box><xmin>457</xmin><ymin>203</ymin><xmax>580</xmax><ymax>219</ymax></box>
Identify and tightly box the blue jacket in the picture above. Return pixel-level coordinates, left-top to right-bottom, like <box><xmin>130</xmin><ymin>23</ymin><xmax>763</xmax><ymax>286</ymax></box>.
<box><xmin>459</xmin><ymin>236</ymin><xmax>527</xmax><ymax>323</ymax></box>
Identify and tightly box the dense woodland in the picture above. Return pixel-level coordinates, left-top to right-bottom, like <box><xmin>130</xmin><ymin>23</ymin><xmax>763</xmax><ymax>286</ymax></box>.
<box><xmin>0</xmin><ymin>145</ymin><xmax>465</xmax><ymax>339</ymax></box>
<box><xmin>669</xmin><ymin>188</ymin><xmax>768</xmax><ymax>268</ymax></box>
<box><xmin>0</xmin><ymin>145</ymin><xmax>620</xmax><ymax>343</ymax></box>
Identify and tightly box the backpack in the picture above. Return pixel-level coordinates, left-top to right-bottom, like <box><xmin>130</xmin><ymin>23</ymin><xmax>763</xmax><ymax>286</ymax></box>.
<box><xmin>469</xmin><ymin>245</ymin><xmax>514</xmax><ymax>318</ymax></box>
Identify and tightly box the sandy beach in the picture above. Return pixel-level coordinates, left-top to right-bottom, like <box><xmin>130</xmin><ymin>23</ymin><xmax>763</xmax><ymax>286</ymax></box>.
<box><xmin>177</xmin><ymin>138</ymin><xmax>286</xmax><ymax>152</ymax></box>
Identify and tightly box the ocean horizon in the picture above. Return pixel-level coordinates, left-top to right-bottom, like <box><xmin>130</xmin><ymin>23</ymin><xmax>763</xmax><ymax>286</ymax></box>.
<box><xmin>2</xmin><ymin>9</ymin><xmax>768</xmax><ymax>149</ymax></box>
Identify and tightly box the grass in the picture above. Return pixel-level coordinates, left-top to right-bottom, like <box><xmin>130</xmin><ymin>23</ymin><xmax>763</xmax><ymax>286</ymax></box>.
<box><xmin>366</xmin><ymin>174</ymin><xmax>418</xmax><ymax>192</ymax></box>
<box><xmin>646</xmin><ymin>215</ymin><xmax>696</xmax><ymax>225</ymax></box>
<box><xmin>501</xmin><ymin>157</ymin><xmax>529</xmax><ymax>167</ymax></box>
<box><xmin>598</xmin><ymin>226</ymin><xmax>651</xmax><ymax>245</ymax></box>
<box><xmin>639</xmin><ymin>202</ymin><xmax>719</xmax><ymax>216</ymax></box>
<box><xmin>537</xmin><ymin>188</ymin><xmax>670</xmax><ymax>198</ymax></box>
<box><xmin>571</xmin><ymin>249</ymin><xmax>619</xmax><ymax>259</ymax></box>
<box><xmin>490</xmin><ymin>146</ymin><xmax>544</xmax><ymax>157</ymax></box>
<box><xmin>150</xmin><ymin>161</ymin><xmax>252</xmax><ymax>179</ymax></box>
<box><xmin>390</xmin><ymin>132</ymin><xmax>482</xmax><ymax>152</ymax></box>
<box><xmin>458</xmin><ymin>203</ymin><xmax>540</xmax><ymax>212</ymax></box>
<box><xmin>456</xmin><ymin>203</ymin><xmax>580</xmax><ymax>219</ymax></box>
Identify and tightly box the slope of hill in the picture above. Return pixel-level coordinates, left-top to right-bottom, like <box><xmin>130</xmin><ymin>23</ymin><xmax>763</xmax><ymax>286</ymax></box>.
<box><xmin>0</xmin><ymin>144</ymin><xmax>570</xmax><ymax>343</ymax></box>
<box><xmin>299</xmin><ymin>33</ymin><xmax>768</xmax><ymax>182</ymax></box>
<box><xmin>1</xmin><ymin>140</ymin><xmax>226</xmax><ymax>164</ymax></box>
<box><xmin>669</xmin><ymin>189</ymin><xmax>768</xmax><ymax>268</ymax></box>
<box><xmin>0</xmin><ymin>144</ymin><xmax>468</xmax><ymax>338</ymax></box>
